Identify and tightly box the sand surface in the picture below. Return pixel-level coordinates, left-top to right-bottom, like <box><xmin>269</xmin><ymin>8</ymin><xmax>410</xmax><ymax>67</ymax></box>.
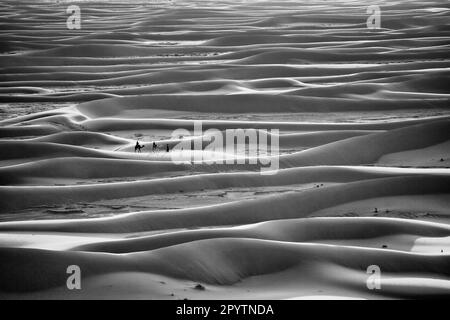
<box><xmin>0</xmin><ymin>0</ymin><xmax>449</xmax><ymax>299</ymax></box>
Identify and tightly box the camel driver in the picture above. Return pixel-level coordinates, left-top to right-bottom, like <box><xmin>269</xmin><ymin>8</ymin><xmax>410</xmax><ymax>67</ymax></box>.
<box><xmin>135</xmin><ymin>141</ymin><xmax>144</xmax><ymax>153</ymax></box>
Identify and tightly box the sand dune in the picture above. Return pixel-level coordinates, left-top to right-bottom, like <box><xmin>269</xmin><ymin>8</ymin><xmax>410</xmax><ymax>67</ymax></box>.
<box><xmin>279</xmin><ymin>119</ymin><xmax>450</xmax><ymax>167</ymax></box>
<box><xmin>1</xmin><ymin>175</ymin><xmax>449</xmax><ymax>232</ymax></box>
<box><xmin>0</xmin><ymin>0</ymin><xmax>449</xmax><ymax>299</ymax></box>
<box><xmin>1</xmin><ymin>237</ymin><xmax>449</xmax><ymax>299</ymax></box>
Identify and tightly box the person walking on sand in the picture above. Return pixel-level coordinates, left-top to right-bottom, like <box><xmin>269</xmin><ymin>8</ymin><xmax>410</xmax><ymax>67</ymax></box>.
<box><xmin>166</xmin><ymin>144</ymin><xmax>170</xmax><ymax>152</ymax></box>
<box><xmin>153</xmin><ymin>142</ymin><xmax>157</xmax><ymax>151</ymax></box>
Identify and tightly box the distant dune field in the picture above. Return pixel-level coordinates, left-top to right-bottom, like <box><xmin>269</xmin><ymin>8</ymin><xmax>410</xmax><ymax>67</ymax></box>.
<box><xmin>0</xmin><ymin>0</ymin><xmax>449</xmax><ymax>299</ymax></box>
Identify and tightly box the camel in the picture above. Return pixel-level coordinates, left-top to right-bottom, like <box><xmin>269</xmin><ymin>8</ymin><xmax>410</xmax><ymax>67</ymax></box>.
<box><xmin>135</xmin><ymin>141</ymin><xmax>145</xmax><ymax>153</ymax></box>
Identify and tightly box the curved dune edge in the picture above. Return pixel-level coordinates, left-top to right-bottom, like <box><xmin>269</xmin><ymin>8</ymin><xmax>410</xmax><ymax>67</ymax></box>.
<box><xmin>1</xmin><ymin>118</ymin><xmax>448</xmax><ymax>180</ymax></box>
<box><xmin>0</xmin><ymin>175</ymin><xmax>449</xmax><ymax>233</ymax></box>
<box><xmin>0</xmin><ymin>237</ymin><xmax>449</xmax><ymax>299</ymax></box>
<box><xmin>0</xmin><ymin>165</ymin><xmax>449</xmax><ymax>212</ymax></box>
<box><xmin>68</xmin><ymin>217</ymin><xmax>450</xmax><ymax>254</ymax></box>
